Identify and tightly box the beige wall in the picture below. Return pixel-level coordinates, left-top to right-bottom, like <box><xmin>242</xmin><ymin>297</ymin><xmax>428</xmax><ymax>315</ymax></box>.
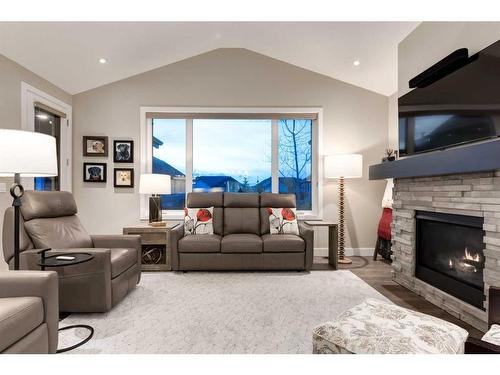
<box><xmin>0</xmin><ymin>53</ymin><xmax>72</xmax><ymax>270</ymax></box>
<box><xmin>73</xmin><ymin>48</ymin><xmax>389</xmax><ymax>252</ymax></box>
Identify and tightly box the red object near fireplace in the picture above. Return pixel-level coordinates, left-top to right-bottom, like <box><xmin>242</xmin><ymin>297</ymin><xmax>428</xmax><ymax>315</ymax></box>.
<box><xmin>378</xmin><ymin>207</ymin><xmax>393</xmax><ymax>240</ymax></box>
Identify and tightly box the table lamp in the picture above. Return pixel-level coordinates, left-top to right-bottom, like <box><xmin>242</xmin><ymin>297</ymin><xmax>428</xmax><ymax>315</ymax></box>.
<box><xmin>139</xmin><ymin>173</ymin><xmax>171</xmax><ymax>225</ymax></box>
<box><xmin>324</xmin><ymin>154</ymin><xmax>363</xmax><ymax>264</ymax></box>
<box><xmin>0</xmin><ymin>129</ymin><xmax>58</xmax><ymax>270</ymax></box>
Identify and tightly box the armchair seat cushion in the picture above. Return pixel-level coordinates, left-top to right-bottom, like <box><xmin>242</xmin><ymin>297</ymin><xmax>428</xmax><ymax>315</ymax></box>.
<box><xmin>178</xmin><ymin>234</ymin><xmax>221</xmax><ymax>253</ymax></box>
<box><xmin>110</xmin><ymin>248</ymin><xmax>138</xmax><ymax>278</ymax></box>
<box><xmin>221</xmin><ymin>234</ymin><xmax>262</xmax><ymax>253</ymax></box>
<box><xmin>262</xmin><ymin>234</ymin><xmax>305</xmax><ymax>253</ymax></box>
<box><xmin>0</xmin><ymin>297</ymin><xmax>43</xmax><ymax>352</ymax></box>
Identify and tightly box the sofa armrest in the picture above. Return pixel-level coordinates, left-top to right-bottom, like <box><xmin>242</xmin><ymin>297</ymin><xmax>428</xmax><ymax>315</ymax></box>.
<box><xmin>91</xmin><ymin>235</ymin><xmax>142</xmax><ymax>279</ymax></box>
<box><xmin>170</xmin><ymin>224</ymin><xmax>184</xmax><ymax>271</ymax></box>
<box><xmin>299</xmin><ymin>222</ymin><xmax>314</xmax><ymax>271</ymax></box>
<box><xmin>0</xmin><ymin>271</ymin><xmax>59</xmax><ymax>353</ymax></box>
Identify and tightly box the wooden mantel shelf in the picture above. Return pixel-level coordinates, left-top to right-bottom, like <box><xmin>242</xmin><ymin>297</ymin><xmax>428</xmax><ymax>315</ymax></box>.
<box><xmin>369</xmin><ymin>138</ymin><xmax>500</xmax><ymax>180</ymax></box>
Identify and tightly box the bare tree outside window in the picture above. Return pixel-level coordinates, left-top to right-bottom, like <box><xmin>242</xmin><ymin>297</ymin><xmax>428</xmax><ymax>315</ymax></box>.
<box><xmin>278</xmin><ymin>119</ymin><xmax>313</xmax><ymax>210</ymax></box>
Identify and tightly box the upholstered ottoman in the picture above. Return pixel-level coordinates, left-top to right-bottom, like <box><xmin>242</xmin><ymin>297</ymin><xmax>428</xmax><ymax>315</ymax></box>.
<box><xmin>313</xmin><ymin>298</ymin><xmax>469</xmax><ymax>354</ymax></box>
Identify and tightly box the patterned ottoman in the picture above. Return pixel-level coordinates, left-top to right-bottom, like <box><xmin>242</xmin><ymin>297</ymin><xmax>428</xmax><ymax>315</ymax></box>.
<box><xmin>313</xmin><ymin>298</ymin><xmax>469</xmax><ymax>354</ymax></box>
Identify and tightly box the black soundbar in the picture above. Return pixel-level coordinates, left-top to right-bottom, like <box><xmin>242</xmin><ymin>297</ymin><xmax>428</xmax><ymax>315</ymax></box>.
<box><xmin>409</xmin><ymin>48</ymin><xmax>469</xmax><ymax>89</ymax></box>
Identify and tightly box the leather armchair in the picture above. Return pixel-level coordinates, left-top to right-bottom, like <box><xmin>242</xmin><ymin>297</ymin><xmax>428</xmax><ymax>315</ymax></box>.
<box><xmin>0</xmin><ymin>271</ymin><xmax>59</xmax><ymax>354</ymax></box>
<box><xmin>2</xmin><ymin>191</ymin><xmax>141</xmax><ymax>313</ymax></box>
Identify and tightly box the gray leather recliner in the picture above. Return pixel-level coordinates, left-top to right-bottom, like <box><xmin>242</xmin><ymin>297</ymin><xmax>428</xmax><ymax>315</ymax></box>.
<box><xmin>171</xmin><ymin>192</ymin><xmax>314</xmax><ymax>271</ymax></box>
<box><xmin>2</xmin><ymin>191</ymin><xmax>141</xmax><ymax>313</ymax></box>
<box><xmin>0</xmin><ymin>271</ymin><xmax>59</xmax><ymax>354</ymax></box>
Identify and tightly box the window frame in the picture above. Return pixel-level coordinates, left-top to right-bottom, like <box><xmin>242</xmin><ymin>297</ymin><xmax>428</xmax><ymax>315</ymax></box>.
<box><xmin>140</xmin><ymin>107</ymin><xmax>323</xmax><ymax>221</ymax></box>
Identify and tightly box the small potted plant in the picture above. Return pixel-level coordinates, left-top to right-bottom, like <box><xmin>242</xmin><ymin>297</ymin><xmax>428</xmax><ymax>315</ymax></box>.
<box><xmin>382</xmin><ymin>148</ymin><xmax>397</xmax><ymax>162</ymax></box>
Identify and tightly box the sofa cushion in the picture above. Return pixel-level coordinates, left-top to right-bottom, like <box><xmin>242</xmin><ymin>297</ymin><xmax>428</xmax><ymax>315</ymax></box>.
<box><xmin>224</xmin><ymin>193</ymin><xmax>259</xmax><ymax>207</ymax></box>
<box><xmin>260</xmin><ymin>193</ymin><xmax>296</xmax><ymax>234</ymax></box>
<box><xmin>267</xmin><ymin>208</ymin><xmax>299</xmax><ymax>235</ymax></box>
<box><xmin>187</xmin><ymin>193</ymin><xmax>223</xmax><ymax>235</ymax></box>
<box><xmin>262</xmin><ymin>234</ymin><xmax>305</xmax><ymax>253</ymax></box>
<box><xmin>178</xmin><ymin>234</ymin><xmax>221</xmax><ymax>253</ymax></box>
<box><xmin>184</xmin><ymin>207</ymin><xmax>214</xmax><ymax>235</ymax></box>
<box><xmin>0</xmin><ymin>297</ymin><xmax>44</xmax><ymax>352</ymax></box>
<box><xmin>312</xmin><ymin>298</ymin><xmax>469</xmax><ymax>354</ymax></box>
<box><xmin>224</xmin><ymin>208</ymin><xmax>260</xmax><ymax>235</ymax></box>
<box><xmin>24</xmin><ymin>215</ymin><xmax>93</xmax><ymax>249</ymax></box>
<box><xmin>221</xmin><ymin>234</ymin><xmax>263</xmax><ymax>253</ymax></box>
<box><xmin>110</xmin><ymin>248</ymin><xmax>138</xmax><ymax>278</ymax></box>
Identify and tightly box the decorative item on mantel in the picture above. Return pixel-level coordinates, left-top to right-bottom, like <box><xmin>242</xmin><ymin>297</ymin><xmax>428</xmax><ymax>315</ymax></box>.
<box><xmin>382</xmin><ymin>148</ymin><xmax>397</xmax><ymax>163</ymax></box>
<box><xmin>324</xmin><ymin>154</ymin><xmax>363</xmax><ymax>264</ymax></box>
<box><xmin>139</xmin><ymin>173</ymin><xmax>171</xmax><ymax>226</ymax></box>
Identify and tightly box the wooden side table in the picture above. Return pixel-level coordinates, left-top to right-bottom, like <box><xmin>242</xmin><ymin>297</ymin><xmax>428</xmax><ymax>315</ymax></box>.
<box><xmin>304</xmin><ymin>221</ymin><xmax>338</xmax><ymax>270</ymax></box>
<box><xmin>123</xmin><ymin>223</ymin><xmax>178</xmax><ymax>271</ymax></box>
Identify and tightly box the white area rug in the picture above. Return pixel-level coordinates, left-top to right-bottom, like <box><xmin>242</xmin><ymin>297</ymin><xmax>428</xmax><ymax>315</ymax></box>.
<box><xmin>59</xmin><ymin>271</ymin><xmax>389</xmax><ymax>354</ymax></box>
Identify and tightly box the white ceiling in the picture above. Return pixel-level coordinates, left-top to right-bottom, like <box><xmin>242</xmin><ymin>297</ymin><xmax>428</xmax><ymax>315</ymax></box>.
<box><xmin>0</xmin><ymin>22</ymin><xmax>419</xmax><ymax>96</ymax></box>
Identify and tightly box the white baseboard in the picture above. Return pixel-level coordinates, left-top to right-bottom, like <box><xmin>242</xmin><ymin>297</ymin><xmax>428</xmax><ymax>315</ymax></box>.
<box><xmin>313</xmin><ymin>247</ymin><xmax>373</xmax><ymax>257</ymax></box>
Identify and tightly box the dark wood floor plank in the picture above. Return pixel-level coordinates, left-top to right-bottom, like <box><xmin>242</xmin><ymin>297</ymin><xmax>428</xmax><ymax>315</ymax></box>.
<box><xmin>313</xmin><ymin>256</ymin><xmax>483</xmax><ymax>339</ymax></box>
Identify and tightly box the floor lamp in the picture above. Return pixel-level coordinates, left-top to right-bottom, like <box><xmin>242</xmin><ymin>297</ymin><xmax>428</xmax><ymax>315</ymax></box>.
<box><xmin>324</xmin><ymin>154</ymin><xmax>363</xmax><ymax>264</ymax></box>
<box><xmin>0</xmin><ymin>129</ymin><xmax>58</xmax><ymax>270</ymax></box>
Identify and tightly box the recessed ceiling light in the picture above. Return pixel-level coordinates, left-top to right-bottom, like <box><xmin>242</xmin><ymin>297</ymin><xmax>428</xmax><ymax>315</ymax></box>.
<box><xmin>353</xmin><ymin>60</ymin><xmax>360</xmax><ymax>66</ymax></box>
<box><xmin>99</xmin><ymin>58</ymin><xmax>107</xmax><ymax>64</ymax></box>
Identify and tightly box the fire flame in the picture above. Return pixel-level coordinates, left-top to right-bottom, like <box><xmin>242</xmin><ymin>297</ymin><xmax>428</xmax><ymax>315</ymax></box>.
<box><xmin>464</xmin><ymin>247</ymin><xmax>481</xmax><ymax>263</ymax></box>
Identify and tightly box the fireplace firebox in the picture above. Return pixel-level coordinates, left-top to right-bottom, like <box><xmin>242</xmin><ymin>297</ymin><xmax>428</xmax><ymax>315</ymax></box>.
<box><xmin>415</xmin><ymin>211</ymin><xmax>485</xmax><ymax>310</ymax></box>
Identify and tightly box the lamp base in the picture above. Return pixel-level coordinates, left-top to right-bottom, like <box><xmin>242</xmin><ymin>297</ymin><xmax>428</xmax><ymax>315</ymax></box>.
<box><xmin>148</xmin><ymin>195</ymin><xmax>162</xmax><ymax>223</ymax></box>
<box><xmin>338</xmin><ymin>257</ymin><xmax>353</xmax><ymax>265</ymax></box>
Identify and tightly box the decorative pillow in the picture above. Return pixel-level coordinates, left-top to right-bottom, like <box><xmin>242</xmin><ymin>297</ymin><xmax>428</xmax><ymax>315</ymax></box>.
<box><xmin>482</xmin><ymin>324</ymin><xmax>500</xmax><ymax>346</ymax></box>
<box><xmin>184</xmin><ymin>207</ymin><xmax>214</xmax><ymax>235</ymax></box>
<box><xmin>267</xmin><ymin>207</ymin><xmax>299</xmax><ymax>235</ymax></box>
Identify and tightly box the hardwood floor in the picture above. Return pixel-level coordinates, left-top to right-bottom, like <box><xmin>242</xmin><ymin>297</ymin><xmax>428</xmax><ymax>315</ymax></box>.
<box><xmin>313</xmin><ymin>256</ymin><xmax>484</xmax><ymax>339</ymax></box>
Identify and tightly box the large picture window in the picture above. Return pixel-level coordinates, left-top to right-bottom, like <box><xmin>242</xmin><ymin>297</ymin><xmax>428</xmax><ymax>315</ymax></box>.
<box><xmin>143</xmin><ymin>108</ymin><xmax>320</xmax><ymax>217</ymax></box>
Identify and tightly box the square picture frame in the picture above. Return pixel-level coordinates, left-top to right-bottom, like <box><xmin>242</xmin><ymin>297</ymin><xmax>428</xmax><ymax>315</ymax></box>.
<box><xmin>113</xmin><ymin>140</ymin><xmax>134</xmax><ymax>163</ymax></box>
<box><xmin>114</xmin><ymin>168</ymin><xmax>134</xmax><ymax>188</ymax></box>
<box><xmin>83</xmin><ymin>163</ymin><xmax>107</xmax><ymax>183</ymax></box>
<box><xmin>83</xmin><ymin>136</ymin><xmax>109</xmax><ymax>157</ymax></box>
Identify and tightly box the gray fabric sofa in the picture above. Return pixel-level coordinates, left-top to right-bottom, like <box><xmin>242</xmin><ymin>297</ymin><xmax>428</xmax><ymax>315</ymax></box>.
<box><xmin>170</xmin><ymin>192</ymin><xmax>314</xmax><ymax>271</ymax></box>
<box><xmin>0</xmin><ymin>271</ymin><xmax>59</xmax><ymax>354</ymax></box>
<box><xmin>2</xmin><ymin>191</ymin><xmax>141</xmax><ymax>313</ymax></box>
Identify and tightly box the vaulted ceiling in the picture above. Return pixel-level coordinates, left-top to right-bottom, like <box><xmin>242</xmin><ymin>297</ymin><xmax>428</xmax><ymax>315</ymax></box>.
<box><xmin>0</xmin><ymin>22</ymin><xmax>418</xmax><ymax>96</ymax></box>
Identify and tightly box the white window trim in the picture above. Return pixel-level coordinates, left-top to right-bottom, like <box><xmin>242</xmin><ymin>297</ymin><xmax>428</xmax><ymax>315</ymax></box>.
<box><xmin>21</xmin><ymin>82</ymin><xmax>73</xmax><ymax>192</ymax></box>
<box><xmin>140</xmin><ymin>106</ymin><xmax>323</xmax><ymax>221</ymax></box>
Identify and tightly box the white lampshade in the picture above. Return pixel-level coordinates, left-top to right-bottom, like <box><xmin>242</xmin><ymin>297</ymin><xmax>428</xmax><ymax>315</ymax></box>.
<box><xmin>324</xmin><ymin>154</ymin><xmax>363</xmax><ymax>179</ymax></box>
<box><xmin>139</xmin><ymin>174</ymin><xmax>171</xmax><ymax>195</ymax></box>
<box><xmin>0</xmin><ymin>129</ymin><xmax>58</xmax><ymax>177</ymax></box>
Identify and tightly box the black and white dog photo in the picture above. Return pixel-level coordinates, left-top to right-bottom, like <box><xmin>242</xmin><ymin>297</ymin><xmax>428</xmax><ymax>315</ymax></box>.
<box><xmin>83</xmin><ymin>163</ymin><xmax>107</xmax><ymax>182</ymax></box>
<box><xmin>114</xmin><ymin>140</ymin><xmax>134</xmax><ymax>163</ymax></box>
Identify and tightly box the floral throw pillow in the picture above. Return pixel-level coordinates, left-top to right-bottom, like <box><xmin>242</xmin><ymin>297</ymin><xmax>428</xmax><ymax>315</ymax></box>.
<box><xmin>267</xmin><ymin>207</ymin><xmax>299</xmax><ymax>235</ymax></box>
<box><xmin>184</xmin><ymin>207</ymin><xmax>214</xmax><ymax>235</ymax></box>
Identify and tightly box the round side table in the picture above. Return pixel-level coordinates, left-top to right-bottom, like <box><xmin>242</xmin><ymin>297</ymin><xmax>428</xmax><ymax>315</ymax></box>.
<box><xmin>37</xmin><ymin>250</ymin><xmax>95</xmax><ymax>353</ymax></box>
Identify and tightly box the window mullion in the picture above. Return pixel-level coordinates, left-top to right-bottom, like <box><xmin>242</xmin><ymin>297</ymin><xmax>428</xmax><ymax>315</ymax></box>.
<box><xmin>186</xmin><ymin>118</ymin><xmax>193</xmax><ymax>193</ymax></box>
<box><xmin>271</xmin><ymin>119</ymin><xmax>279</xmax><ymax>193</ymax></box>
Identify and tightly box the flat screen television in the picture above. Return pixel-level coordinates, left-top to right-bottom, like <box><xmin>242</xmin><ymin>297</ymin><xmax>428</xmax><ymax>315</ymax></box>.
<box><xmin>399</xmin><ymin>39</ymin><xmax>500</xmax><ymax>157</ymax></box>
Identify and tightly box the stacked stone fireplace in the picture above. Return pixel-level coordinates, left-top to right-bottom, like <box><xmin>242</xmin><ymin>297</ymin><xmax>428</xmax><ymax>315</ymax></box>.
<box><xmin>391</xmin><ymin>170</ymin><xmax>500</xmax><ymax>332</ymax></box>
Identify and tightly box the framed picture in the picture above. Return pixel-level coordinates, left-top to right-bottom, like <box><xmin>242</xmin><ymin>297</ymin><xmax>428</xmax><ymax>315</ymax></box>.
<box><xmin>83</xmin><ymin>163</ymin><xmax>107</xmax><ymax>182</ymax></box>
<box><xmin>83</xmin><ymin>136</ymin><xmax>108</xmax><ymax>157</ymax></box>
<box><xmin>114</xmin><ymin>168</ymin><xmax>134</xmax><ymax>188</ymax></box>
<box><xmin>113</xmin><ymin>140</ymin><xmax>134</xmax><ymax>163</ymax></box>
